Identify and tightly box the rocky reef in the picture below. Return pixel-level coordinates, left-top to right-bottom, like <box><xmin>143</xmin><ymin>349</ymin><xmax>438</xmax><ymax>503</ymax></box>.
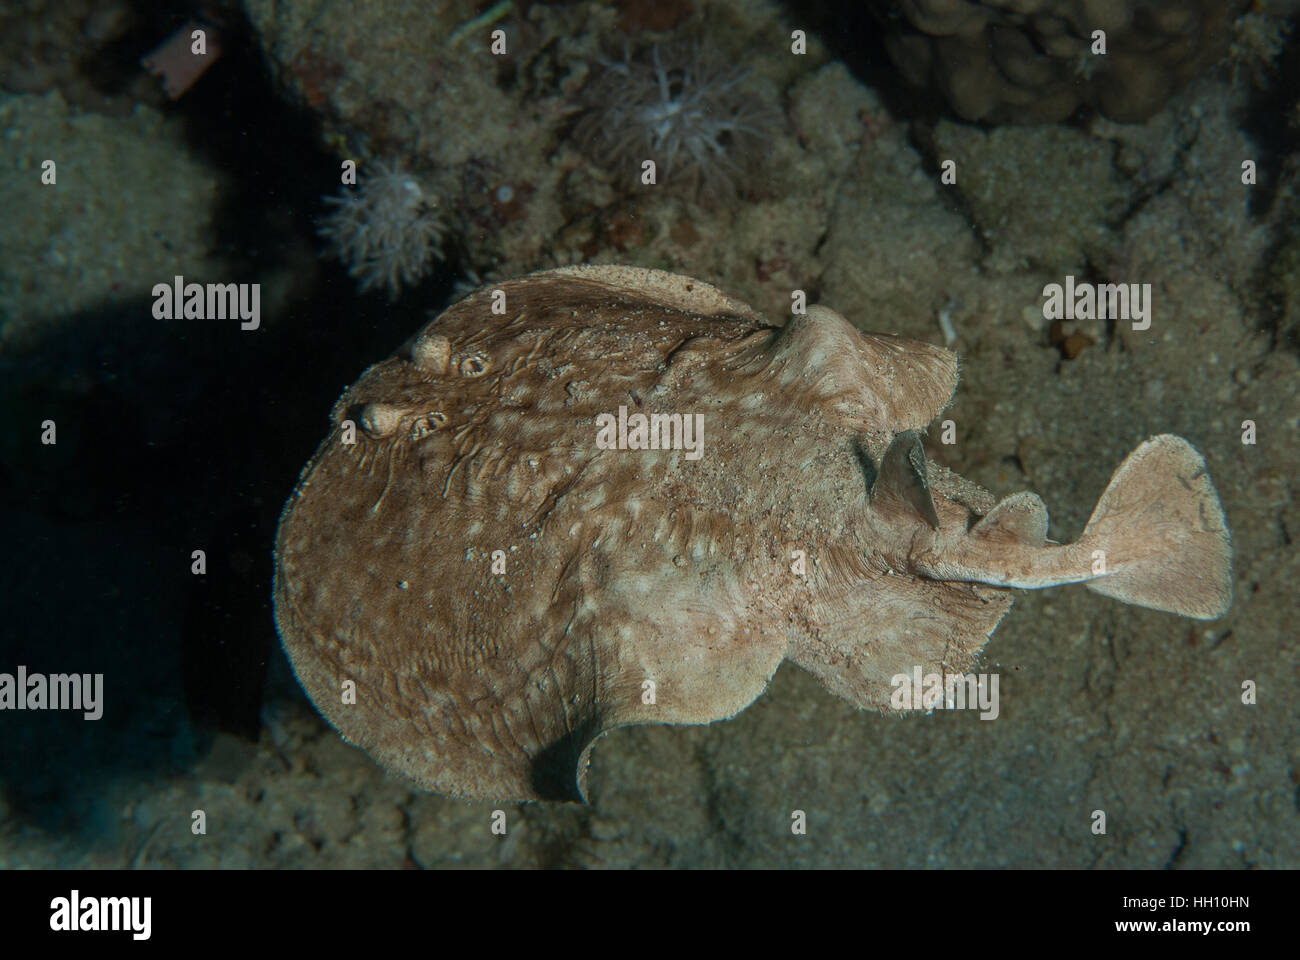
<box><xmin>867</xmin><ymin>0</ymin><xmax>1251</xmax><ymax>123</ymax></box>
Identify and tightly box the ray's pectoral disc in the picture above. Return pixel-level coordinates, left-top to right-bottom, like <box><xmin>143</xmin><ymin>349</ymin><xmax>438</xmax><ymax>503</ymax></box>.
<box><xmin>273</xmin><ymin>266</ymin><xmax>1232</xmax><ymax>803</ymax></box>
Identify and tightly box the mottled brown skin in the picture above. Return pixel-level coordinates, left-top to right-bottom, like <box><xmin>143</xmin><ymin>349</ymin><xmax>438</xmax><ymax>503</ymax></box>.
<box><xmin>274</xmin><ymin>265</ymin><xmax>1230</xmax><ymax>803</ymax></box>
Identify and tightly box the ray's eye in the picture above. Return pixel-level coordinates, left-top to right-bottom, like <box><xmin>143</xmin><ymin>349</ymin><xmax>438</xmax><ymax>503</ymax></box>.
<box><xmin>357</xmin><ymin>402</ymin><xmax>405</xmax><ymax>438</ymax></box>
<box><xmin>458</xmin><ymin>352</ymin><xmax>490</xmax><ymax>377</ymax></box>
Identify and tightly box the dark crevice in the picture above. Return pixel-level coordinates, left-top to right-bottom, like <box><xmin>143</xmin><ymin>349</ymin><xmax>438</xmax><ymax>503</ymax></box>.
<box><xmin>1163</xmin><ymin>827</ymin><xmax>1189</xmax><ymax>869</ymax></box>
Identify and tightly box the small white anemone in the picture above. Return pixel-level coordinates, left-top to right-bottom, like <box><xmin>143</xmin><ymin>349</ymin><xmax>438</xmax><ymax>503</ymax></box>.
<box><xmin>318</xmin><ymin>159</ymin><xmax>448</xmax><ymax>298</ymax></box>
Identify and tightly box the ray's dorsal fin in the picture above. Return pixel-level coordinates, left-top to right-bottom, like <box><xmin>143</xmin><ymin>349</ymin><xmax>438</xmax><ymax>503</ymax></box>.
<box><xmin>763</xmin><ymin>307</ymin><xmax>958</xmax><ymax>433</ymax></box>
<box><xmin>873</xmin><ymin>430</ymin><xmax>941</xmax><ymax>529</ymax></box>
<box><xmin>854</xmin><ymin>330</ymin><xmax>958</xmax><ymax>432</ymax></box>
<box><xmin>970</xmin><ymin>491</ymin><xmax>1049</xmax><ymax>547</ymax></box>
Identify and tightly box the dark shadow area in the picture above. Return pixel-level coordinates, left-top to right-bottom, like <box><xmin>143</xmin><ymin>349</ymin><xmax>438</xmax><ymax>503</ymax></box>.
<box><xmin>1237</xmin><ymin>13</ymin><xmax>1300</xmax><ymax>219</ymax></box>
<box><xmin>0</xmin><ymin>0</ymin><xmax>457</xmax><ymax>836</ymax></box>
<box><xmin>1239</xmin><ymin>16</ymin><xmax>1300</xmax><ymax>357</ymax></box>
<box><xmin>531</xmin><ymin>716</ymin><xmax>605</xmax><ymax>803</ymax></box>
<box><xmin>775</xmin><ymin>0</ymin><xmax>949</xmax><ymax>123</ymax></box>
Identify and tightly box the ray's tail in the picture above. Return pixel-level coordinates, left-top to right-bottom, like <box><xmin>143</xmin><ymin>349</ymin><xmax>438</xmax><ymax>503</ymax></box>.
<box><xmin>1076</xmin><ymin>434</ymin><xmax>1232</xmax><ymax>620</ymax></box>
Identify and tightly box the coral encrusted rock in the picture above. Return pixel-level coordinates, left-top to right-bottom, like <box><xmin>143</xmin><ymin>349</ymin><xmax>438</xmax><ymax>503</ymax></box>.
<box><xmin>868</xmin><ymin>0</ymin><xmax>1248</xmax><ymax>123</ymax></box>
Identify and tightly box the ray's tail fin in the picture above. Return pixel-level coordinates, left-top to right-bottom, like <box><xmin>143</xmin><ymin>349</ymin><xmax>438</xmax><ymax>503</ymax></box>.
<box><xmin>1078</xmin><ymin>435</ymin><xmax>1232</xmax><ymax>620</ymax></box>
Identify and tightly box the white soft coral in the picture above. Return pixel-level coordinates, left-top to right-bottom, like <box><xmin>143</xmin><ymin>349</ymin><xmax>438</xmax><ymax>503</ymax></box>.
<box><xmin>318</xmin><ymin>159</ymin><xmax>447</xmax><ymax>298</ymax></box>
<box><xmin>576</xmin><ymin>43</ymin><xmax>779</xmax><ymax>201</ymax></box>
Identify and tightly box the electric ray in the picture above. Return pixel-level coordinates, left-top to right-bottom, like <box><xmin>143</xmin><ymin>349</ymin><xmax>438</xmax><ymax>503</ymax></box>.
<box><xmin>273</xmin><ymin>265</ymin><xmax>1232</xmax><ymax>803</ymax></box>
